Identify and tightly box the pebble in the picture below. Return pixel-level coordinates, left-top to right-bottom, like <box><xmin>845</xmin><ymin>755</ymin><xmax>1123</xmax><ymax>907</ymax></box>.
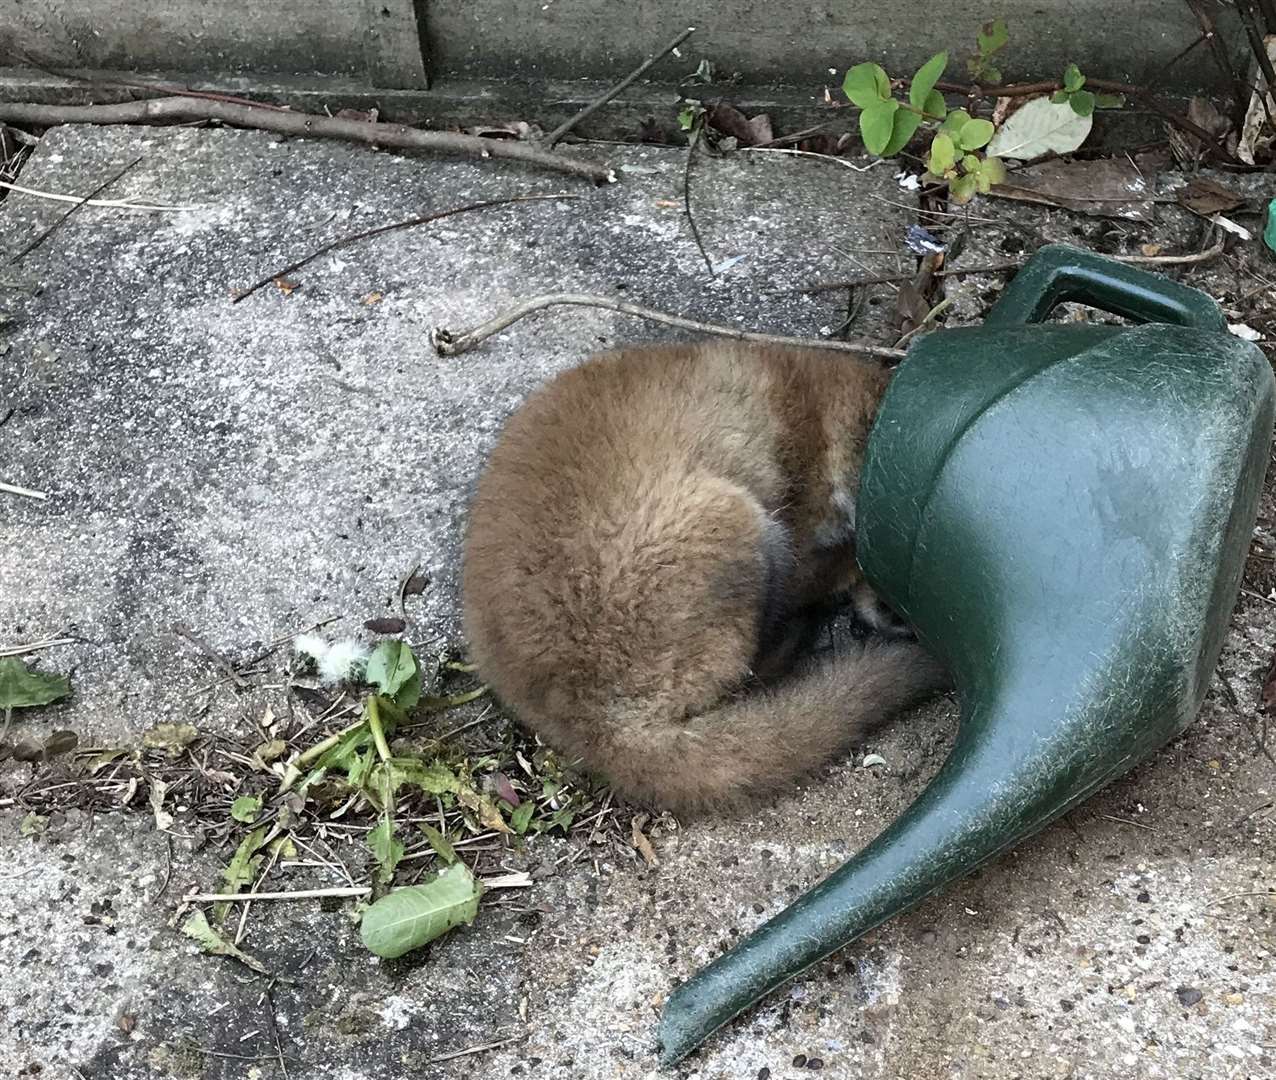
<box><xmin>792</xmin><ymin>1054</ymin><xmax>807</xmax><ymax>1068</ymax></box>
<box><xmin>1175</xmin><ymin>986</ymin><xmax>1203</xmax><ymax>1007</ymax></box>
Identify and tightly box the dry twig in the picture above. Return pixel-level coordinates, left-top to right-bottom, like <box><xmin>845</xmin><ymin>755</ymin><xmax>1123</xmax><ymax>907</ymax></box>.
<box><xmin>0</xmin><ymin>98</ymin><xmax>616</xmax><ymax>183</ymax></box>
<box><xmin>232</xmin><ymin>194</ymin><xmax>578</xmax><ymax>303</ymax></box>
<box><xmin>545</xmin><ymin>26</ymin><xmax>696</xmax><ymax>147</ymax></box>
<box><xmin>7</xmin><ymin>157</ymin><xmax>141</xmax><ymax>264</ymax></box>
<box><xmin>430</xmin><ymin>292</ymin><xmax>907</xmax><ymax>360</ymax></box>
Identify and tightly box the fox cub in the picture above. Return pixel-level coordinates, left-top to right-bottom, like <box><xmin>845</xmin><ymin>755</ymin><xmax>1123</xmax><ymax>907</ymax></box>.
<box><xmin>463</xmin><ymin>341</ymin><xmax>944</xmax><ymax>813</ymax></box>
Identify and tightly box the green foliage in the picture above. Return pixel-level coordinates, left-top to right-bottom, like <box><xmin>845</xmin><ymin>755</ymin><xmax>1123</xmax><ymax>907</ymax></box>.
<box><xmin>359</xmin><ymin>862</ymin><xmax>483</xmax><ymax>959</ymax></box>
<box><xmin>1048</xmin><ymin>64</ymin><xmax>1121</xmax><ymax>118</ymax></box>
<box><xmin>0</xmin><ymin>657</ymin><xmax>71</xmax><ymax>711</ymax></box>
<box><xmin>968</xmin><ymin>18</ymin><xmax>1009</xmax><ymax>84</ymax></box>
<box><xmin>229</xmin><ymin>795</ymin><xmax>262</xmax><ymax>823</ymax></box>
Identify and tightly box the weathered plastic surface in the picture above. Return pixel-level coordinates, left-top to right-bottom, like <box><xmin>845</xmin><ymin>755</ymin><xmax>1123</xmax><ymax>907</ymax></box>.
<box><xmin>657</xmin><ymin>244</ymin><xmax>1276</xmax><ymax>1064</ymax></box>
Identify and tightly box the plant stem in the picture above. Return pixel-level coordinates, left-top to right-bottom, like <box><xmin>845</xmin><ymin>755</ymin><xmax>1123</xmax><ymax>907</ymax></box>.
<box><xmin>367</xmin><ymin>696</ymin><xmax>393</xmax><ymax>763</ymax></box>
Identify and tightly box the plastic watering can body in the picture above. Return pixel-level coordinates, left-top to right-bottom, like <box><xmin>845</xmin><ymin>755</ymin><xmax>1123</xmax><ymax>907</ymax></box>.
<box><xmin>658</xmin><ymin>245</ymin><xmax>1276</xmax><ymax>1063</ymax></box>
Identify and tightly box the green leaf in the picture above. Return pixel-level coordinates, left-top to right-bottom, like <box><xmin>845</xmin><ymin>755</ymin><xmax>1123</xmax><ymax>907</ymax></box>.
<box><xmin>1050</xmin><ymin>90</ymin><xmax>1070</xmax><ymax>105</ymax></box>
<box><xmin>19</xmin><ymin>812</ymin><xmax>48</xmax><ymax>837</ymax></box>
<box><xmin>859</xmin><ymin>99</ymin><xmax>900</xmax><ymax>155</ymax></box>
<box><xmin>509</xmin><ymin>800</ymin><xmax>536</xmax><ymax>835</ymax></box>
<box><xmin>908</xmin><ymin>51</ymin><xmax>948</xmax><ymax>110</ymax></box>
<box><xmin>881</xmin><ymin>108</ymin><xmax>923</xmax><ymax>156</ymax></box>
<box><xmin>181</xmin><ymin>910</ymin><xmax>269</xmax><ymax>974</ymax></box>
<box><xmin>419</xmin><ymin>822</ymin><xmax>458</xmax><ymax>864</ymax></box>
<box><xmin>923</xmin><ymin>89</ymin><xmax>947</xmax><ymax>119</ymax></box>
<box><xmin>1063</xmin><ymin>63</ymin><xmax>1085</xmax><ymax>92</ymax></box>
<box><xmin>230</xmin><ymin>795</ymin><xmax>262</xmax><ymax>823</ymax></box>
<box><xmin>1069</xmin><ymin>89</ymin><xmax>1096</xmax><ymax>118</ymax></box>
<box><xmin>365</xmin><ymin>641</ymin><xmax>417</xmax><ymax>700</ymax></box>
<box><xmin>985</xmin><ymin>97</ymin><xmax>1093</xmax><ymax>160</ymax></box>
<box><xmin>977</xmin><ymin>18</ymin><xmax>1009</xmax><ymax>56</ymax></box>
<box><xmin>378</xmin><ymin>758</ymin><xmax>459</xmax><ymax>796</ymax></box>
<box><xmin>843</xmin><ymin>62</ymin><xmax>891</xmax><ymax>108</ymax></box>
<box><xmin>950</xmin><ymin>173</ymin><xmax>979</xmax><ymax>203</ymax></box>
<box><xmin>368</xmin><ymin>818</ymin><xmax>404</xmax><ymax>886</ymax></box>
<box><xmin>216</xmin><ymin>825</ymin><xmax>268</xmax><ymax>923</ymax></box>
<box><xmin>957</xmin><ymin>118</ymin><xmax>995</xmax><ymax>151</ymax></box>
<box><xmin>940</xmin><ymin>109</ymin><xmax>971</xmax><ymax>136</ymax></box>
<box><xmin>0</xmin><ymin>657</ymin><xmax>70</xmax><ymax>710</ymax></box>
<box><xmin>359</xmin><ymin>862</ymin><xmax>483</xmax><ymax>959</ymax></box>
<box><xmin>980</xmin><ymin>156</ymin><xmax>1008</xmax><ymax>186</ymax></box>
<box><xmin>1094</xmin><ymin>93</ymin><xmax>1126</xmax><ymax>110</ymax></box>
<box><xmin>961</xmin><ymin>153</ymin><xmax>981</xmax><ymax>172</ymax></box>
<box><xmin>927</xmin><ymin>132</ymin><xmax>956</xmax><ymax>175</ymax></box>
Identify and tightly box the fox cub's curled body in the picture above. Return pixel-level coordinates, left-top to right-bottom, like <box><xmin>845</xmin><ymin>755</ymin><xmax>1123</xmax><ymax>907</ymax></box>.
<box><xmin>463</xmin><ymin>341</ymin><xmax>944</xmax><ymax>813</ymax></box>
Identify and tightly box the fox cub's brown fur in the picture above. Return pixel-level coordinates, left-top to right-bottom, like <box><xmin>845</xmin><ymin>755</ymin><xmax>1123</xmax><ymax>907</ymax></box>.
<box><xmin>463</xmin><ymin>341</ymin><xmax>944</xmax><ymax>813</ymax></box>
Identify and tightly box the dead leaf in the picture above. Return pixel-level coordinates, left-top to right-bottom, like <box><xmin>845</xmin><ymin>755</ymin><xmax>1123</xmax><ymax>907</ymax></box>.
<box><xmin>116</xmin><ymin>1009</ymin><xmax>137</xmax><ymax>1036</ymax></box>
<box><xmin>364</xmin><ymin>616</ymin><xmax>406</xmax><ymax>634</ymax></box>
<box><xmin>1262</xmin><ymin>649</ymin><xmax>1276</xmax><ymax>712</ymax></box>
<box><xmin>631</xmin><ymin>814</ymin><xmax>658</xmax><ymax>867</ymax></box>
<box><xmin>273</xmin><ymin>277</ymin><xmax>300</xmax><ymax>296</ymax></box>
<box><xmin>334</xmin><ymin>107</ymin><xmax>379</xmax><ymax>124</ymax></box>
<box><xmin>706</xmin><ymin>102</ymin><xmax>773</xmax><ymax>147</ymax></box>
<box><xmin>43</xmin><ymin>730</ymin><xmax>78</xmax><ymax>757</ymax></box>
<box><xmin>11</xmin><ymin>738</ymin><xmax>42</xmax><ymax>762</ymax></box>
<box><xmin>1168</xmin><ymin>97</ymin><xmax>1231</xmax><ymax>169</ymax></box>
<box><xmin>989</xmin><ymin>158</ymin><xmax>1153</xmax><ymax>220</ymax></box>
<box><xmin>1178</xmin><ymin>176</ymin><xmax>1246</xmax><ymax>217</ymax></box>
<box><xmin>490</xmin><ymin>771</ymin><xmax>520</xmax><ymax>807</ymax></box>
<box><xmin>457</xmin><ymin>787</ymin><xmax>512</xmax><ymax>834</ymax></box>
<box><xmin>148</xmin><ymin>777</ymin><xmax>174</xmax><ymax>832</ymax></box>
<box><xmin>142</xmin><ymin>722</ymin><xmax>199</xmax><ymax>756</ymax></box>
<box><xmin>1237</xmin><ymin>41</ymin><xmax>1276</xmax><ymax>166</ymax></box>
<box><xmin>360</xmin><ymin>291</ymin><xmax>384</xmax><ymax>306</ymax></box>
<box><xmin>1140</xmin><ymin>243</ymin><xmax>1163</xmax><ymax>257</ymax></box>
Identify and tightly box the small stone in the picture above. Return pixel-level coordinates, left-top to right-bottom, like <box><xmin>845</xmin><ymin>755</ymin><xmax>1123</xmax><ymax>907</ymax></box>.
<box><xmin>806</xmin><ymin>1058</ymin><xmax>825</xmax><ymax>1070</ymax></box>
<box><xmin>1136</xmin><ymin>891</ymin><xmax>1150</xmax><ymax>903</ymax></box>
<box><xmin>1224</xmin><ymin>992</ymin><xmax>1244</xmax><ymax>1005</ymax></box>
<box><xmin>757</xmin><ymin>1069</ymin><xmax>771</xmax><ymax>1080</ymax></box>
<box><xmin>792</xmin><ymin>1054</ymin><xmax>807</xmax><ymax>1068</ymax></box>
<box><xmin>1135</xmin><ymin>934</ymin><xmax>1151</xmax><ymax>945</ymax></box>
<box><xmin>1175</xmin><ymin>986</ymin><xmax>1203</xmax><ymax>1007</ymax></box>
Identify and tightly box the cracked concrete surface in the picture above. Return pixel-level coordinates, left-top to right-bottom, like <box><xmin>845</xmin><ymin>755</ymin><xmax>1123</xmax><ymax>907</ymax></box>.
<box><xmin>1</xmin><ymin>126</ymin><xmax>1273</xmax><ymax>1080</ymax></box>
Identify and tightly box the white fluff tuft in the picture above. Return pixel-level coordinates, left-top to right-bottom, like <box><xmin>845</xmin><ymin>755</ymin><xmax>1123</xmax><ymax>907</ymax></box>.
<box><xmin>294</xmin><ymin>633</ymin><xmax>330</xmax><ymax>662</ymax></box>
<box><xmin>318</xmin><ymin>639</ymin><xmax>371</xmax><ymax>685</ymax></box>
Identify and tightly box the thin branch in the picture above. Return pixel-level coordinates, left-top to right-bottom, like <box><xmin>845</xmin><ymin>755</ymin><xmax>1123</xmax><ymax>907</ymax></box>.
<box><xmin>184</xmin><ymin>886</ymin><xmax>371</xmax><ymax>903</ymax></box>
<box><xmin>171</xmin><ymin>621</ymin><xmax>250</xmax><ymax>690</ymax></box>
<box><xmin>0</xmin><ymin>636</ymin><xmax>79</xmax><ymax>657</ymax></box>
<box><xmin>1184</xmin><ymin>0</ymin><xmax>1249</xmax><ymax>110</ymax></box>
<box><xmin>792</xmin><ymin>238</ymin><xmax>1226</xmax><ymax>296</ymax></box>
<box><xmin>232</xmin><ymin>193</ymin><xmax>578</xmax><ymax>303</ymax></box>
<box><xmin>545</xmin><ymin>26</ymin><xmax>696</xmax><ymax>146</ymax></box>
<box><xmin>0</xmin><ymin>98</ymin><xmax>616</xmax><ymax>184</ymax></box>
<box><xmin>683</xmin><ymin>125</ymin><xmax>714</xmax><ymax>275</ymax></box>
<box><xmin>7</xmin><ymin>156</ymin><xmax>141</xmax><ymax>263</ymax></box>
<box><xmin>428</xmin><ymin>1037</ymin><xmax>525</xmax><ymax>1065</ymax></box>
<box><xmin>0</xmin><ymin>480</ymin><xmax>48</xmax><ymax>499</ymax></box>
<box><xmin>1237</xmin><ymin>0</ymin><xmax>1276</xmax><ymax>126</ymax></box>
<box><xmin>0</xmin><ymin>179</ymin><xmax>196</xmax><ymax>211</ymax></box>
<box><xmin>430</xmin><ymin>293</ymin><xmax>907</xmax><ymax>361</ymax></box>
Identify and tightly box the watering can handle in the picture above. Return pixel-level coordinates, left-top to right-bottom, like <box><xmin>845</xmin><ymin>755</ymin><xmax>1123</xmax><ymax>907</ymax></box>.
<box><xmin>984</xmin><ymin>243</ymin><xmax>1227</xmax><ymax>332</ymax></box>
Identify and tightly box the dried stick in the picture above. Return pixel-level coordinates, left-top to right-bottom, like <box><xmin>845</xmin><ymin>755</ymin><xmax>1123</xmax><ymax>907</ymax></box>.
<box><xmin>8</xmin><ymin>156</ymin><xmax>141</xmax><ymax>264</ymax></box>
<box><xmin>793</xmin><ymin>238</ymin><xmax>1225</xmax><ymax>295</ymax></box>
<box><xmin>545</xmin><ymin>26</ymin><xmax>696</xmax><ymax>147</ymax></box>
<box><xmin>0</xmin><ymin>98</ymin><xmax>616</xmax><ymax>184</ymax></box>
<box><xmin>683</xmin><ymin>127</ymin><xmax>715</xmax><ymax>275</ymax></box>
<box><xmin>0</xmin><ymin>179</ymin><xmax>195</xmax><ymax>211</ymax></box>
<box><xmin>431</xmin><ymin>293</ymin><xmax>907</xmax><ymax>361</ymax></box>
<box><xmin>0</xmin><ymin>480</ymin><xmax>48</xmax><ymax>499</ymax></box>
<box><xmin>232</xmin><ymin>193</ymin><xmax>577</xmax><ymax>303</ymax></box>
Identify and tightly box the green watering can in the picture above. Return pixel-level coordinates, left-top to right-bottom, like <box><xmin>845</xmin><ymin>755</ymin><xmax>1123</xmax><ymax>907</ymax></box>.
<box><xmin>658</xmin><ymin>244</ymin><xmax>1275</xmax><ymax>1064</ymax></box>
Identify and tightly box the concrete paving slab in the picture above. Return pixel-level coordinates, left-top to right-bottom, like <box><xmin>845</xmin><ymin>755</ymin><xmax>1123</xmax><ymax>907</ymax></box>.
<box><xmin>1</xmin><ymin>127</ymin><xmax>1274</xmax><ymax>1080</ymax></box>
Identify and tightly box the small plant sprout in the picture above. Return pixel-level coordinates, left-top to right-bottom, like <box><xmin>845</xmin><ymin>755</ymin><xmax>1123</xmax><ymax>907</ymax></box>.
<box><xmin>967</xmin><ymin>18</ymin><xmax>1009</xmax><ymax>84</ymax></box>
<box><xmin>1050</xmin><ymin>63</ymin><xmax>1125</xmax><ymax>117</ymax></box>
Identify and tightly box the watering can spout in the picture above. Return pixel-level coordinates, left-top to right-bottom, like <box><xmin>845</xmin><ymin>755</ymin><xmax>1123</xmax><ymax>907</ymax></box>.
<box><xmin>659</xmin><ymin>245</ymin><xmax>1276</xmax><ymax>1065</ymax></box>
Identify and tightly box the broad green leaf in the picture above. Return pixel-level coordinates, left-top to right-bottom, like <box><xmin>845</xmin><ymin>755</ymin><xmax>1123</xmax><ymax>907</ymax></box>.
<box><xmin>843</xmin><ymin>62</ymin><xmax>891</xmax><ymax>108</ymax></box>
<box><xmin>1094</xmin><ymin>93</ymin><xmax>1126</xmax><ymax>109</ymax></box>
<box><xmin>368</xmin><ymin>818</ymin><xmax>404</xmax><ymax>886</ymax></box>
<box><xmin>927</xmin><ymin>132</ymin><xmax>956</xmax><ymax>175</ymax></box>
<box><xmin>977</xmin><ymin>18</ymin><xmax>1009</xmax><ymax>55</ymax></box>
<box><xmin>1069</xmin><ymin>89</ymin><xmax>1096</xmax><ymax>118</ymax></box>
<box><xmin>359</xmin><ymin>862</ymin><xmax>482</xmax><ymax>958</ymax></box>
<box><xmin>365</xmin><ymin>641</ymin><xmax>417</xmax><ymax>699</ymax></box>
<box><xmin>950</xmin><ymin>173</ymin><xmax>979</xmax><ymax>203</ymax></box>
<box><xmin>985</xmin><ymin>97</ymin><xmax>1092</xmax><ymax>160</ymax></box>
<box><xmin>980</xmin><ymin>157</ymin><xmax>1008</xmax><ymax>186</ymax></box>
<box><xmin>509</xmin><ymin>800</ymin><xmax>536</xmax><ymax>835</ymax></box>
<box><xmin>923</xmin><ymin>89</ymin><xmax>947</xmax><ymax>119</ymax></box>
<box><xmin>908</xmin><ymin>51</ymin><xmax>948</xmax><ymax>110</ymax></box>
<box><xmin>316</xmin><ymin>723</ymin><xmax>372</xmax><ymax>771</ymax></box>
<box><xmin>1050</xmin><ymin>90</ymin><xmax>1070</xmax><ymax>105</ymax></box>
<box><xmin>961</xmin><ymin>153</ymin><xmax>981</xmax><ymax>172</ymax></box>
<box><xmin>182</xmin><ymin>910</ymin><xmax>269</xmax><ymax>974</ymax></box>
<box><xmin>940</xmin><ymin>108</ymin><xmax>971</xmax><ymax>135</ymax></box>
<box><xmin>958</xmin><ymin>118</ymin><xmax>995</xmax><ymax>151</ymax></box>
<box><xmin>881</xmin><ymin>108</ymin><xmax>923</xmax><ymax>156</ymax></box>
<box><xmin>230</xmin><ymin>795</ymin><xmax>262</xmax><ymax>823</ymax></box>
<box><xmin>419</xmin><ymin>822</ymin><xmax>458</xmax><ymax>864</ymax></box>
<box><xmin>859</xmin><ymin>99</ymin><xmax>900</xmax><ymax>155</ymax></box>
<box><xmin>0</xmin><ymin>657</ymin><xmax>70</xmax><ymax>709</ymax></box>
<box><xmin>1063</xmin><ymin>63</ymin><xmax>1085</xmax><ymax>92</ymax></box>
